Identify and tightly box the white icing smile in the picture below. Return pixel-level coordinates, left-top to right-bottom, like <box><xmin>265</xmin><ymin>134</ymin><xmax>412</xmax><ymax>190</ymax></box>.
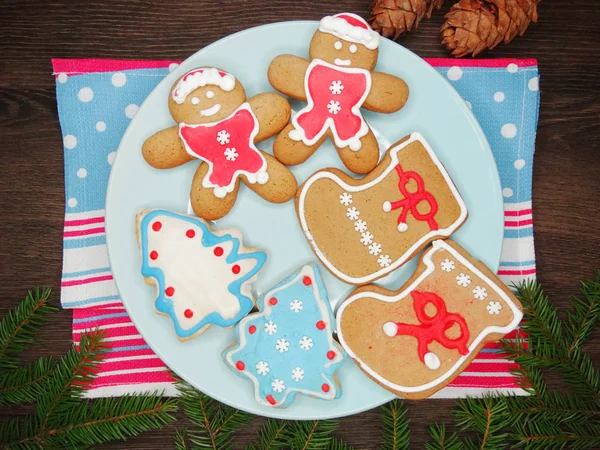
<box><xmin>334</xmin><ymin>58</ymin><xmax>351</xmax><ymax>66</ymax></box>
<box><xmin>199</xmin><ymin>104</ymin><xmax>221</xmax><ymax>117</ymax></box>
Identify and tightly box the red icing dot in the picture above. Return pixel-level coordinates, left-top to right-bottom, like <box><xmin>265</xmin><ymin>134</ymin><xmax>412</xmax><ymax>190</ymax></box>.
<box><xmin>303</xmin><ymin>276</ymin><xmax>312</xmax><ymax>286</ymax></box>
<box><xmin>152</xmin><ymin>221</ymin><xmax>162</xmax><ymax>232</ymax></box>
<box><xmin>322</xmin><ymin>384</ymin><xmax>330</xmax><ymax>393</ymax></box>
<box><xmin>236</xmin><ymin>361</ymin><xmax>245</xmax><ymax>371</ymax></box>
<box><xmin>266</xmin><ymin>394</ymin><xmax>276</xmax><ymax>405</ymax></box>
<box><xmin>232</xmin><ymin>264</ymin><xmax>241</xmax><ymax>274</ymax></box>
<box><xmin>269</xmin><ymin>297</ymin><xmax>278</xmax><ymax>306</ymax></box>
<box><xmin>249</xmin><ymin>325</ymin><xmax>257</xmax><ymax>334</ymax></box>
<box><xmin>165</xmin><ymin>286</ymin><xmax>175</xmax><ymax>297</ymax></box>
<box><xmin>316</xmin><ymin>320</ymin><xmax>326</xmax><ymax>330</ymax></box>
<box><xmin>327</xmin><ymin>351</ymin><xmax>336</xmax><ymax>360</ymax></box>
<box><xmin>214</xmin><ymin>246</ymin><xmax>224</xmax><ymax>256</ymax></box>
<box><xmin>150</xmin><ymin>250</ymin><xmax>158</xmax><ymax>260</ymax></box>
<box><xmin>368</xmin><ymin>346</ymin><xmax>373</xmax><ymax>350</ymax></box>
<box><xmin>186</xmin><ymin>229</ymin><xmax>195</xmax><ymax>238</ymax></box>
<box><xmin>184</xmin><ymin>309</ymin><xmax>193</xmax><ymax>319</ymax></box>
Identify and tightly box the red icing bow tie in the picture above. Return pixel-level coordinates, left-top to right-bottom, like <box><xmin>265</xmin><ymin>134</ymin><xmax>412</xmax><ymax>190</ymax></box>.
<box><xmin>383</xmin><ymin>291</ymin><xmax>470</xmax><ymax>366</ymax></box>
<box><xmin>383</xmin><ymin>164</ymin><xmax>439</xmax><ymax>232</ymax></box>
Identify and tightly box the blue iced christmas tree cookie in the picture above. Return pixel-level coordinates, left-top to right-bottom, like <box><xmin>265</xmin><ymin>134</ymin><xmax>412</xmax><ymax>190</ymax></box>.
<box><xmin>138</xmin><ymin>209</ymin><xmax>266</xmax><ymax>340</ymax></box>
<box><xmin>223</xmin><ymin>263</ymin><xmax>345</xmax><ymax>408</ymax></box>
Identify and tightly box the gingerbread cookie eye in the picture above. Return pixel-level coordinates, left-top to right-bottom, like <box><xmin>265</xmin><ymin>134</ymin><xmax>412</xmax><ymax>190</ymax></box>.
<box><xmin>334</xmin><ymin>40</ymin><xmax>342</xmax><ymax>50</ymax></box>
<box><xmin>191</xmin><ymin>97</ymin><xmax>200</xmax><ymax>105</ymax></box>
<box><xmin>349</xmin><ymin>44</ymin><xmax>358</xmax><ymax>53</ymax></box>
<box><xmin>206</xmin><ymin>90</ymin><xmax>215</xmax><ymax>98</ymax></box>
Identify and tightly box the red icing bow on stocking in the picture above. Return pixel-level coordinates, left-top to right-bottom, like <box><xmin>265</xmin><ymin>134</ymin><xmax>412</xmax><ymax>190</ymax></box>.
<box><xmin>383</xmin><ymin>164</ymin><xmax>439</xmax><ymax>232</ymax></box>
<box><xmin>383</xmin><ymin>291</ymin><xmax>470</xmax><ymax>369</ymax></box>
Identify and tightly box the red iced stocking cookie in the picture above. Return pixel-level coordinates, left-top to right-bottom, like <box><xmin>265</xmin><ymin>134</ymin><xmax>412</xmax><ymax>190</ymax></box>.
<box><xmin>143</xmin><ymin>67</ymin><xmax>297</xmax><ymax>220</ymax></box>
<box><xmin>336</xmin><ymin>239</ymin><xmax>524</xmax><ymax>400</ymax></box>
<box><xmin>296</xmin><ymin>133</ymin><xmax>467</xmax><ymax>285</ymax></box>
<box><xmin>268</xmin><ymin>13</ymin><xmax>409</xmax><ymax>174</ymax></box>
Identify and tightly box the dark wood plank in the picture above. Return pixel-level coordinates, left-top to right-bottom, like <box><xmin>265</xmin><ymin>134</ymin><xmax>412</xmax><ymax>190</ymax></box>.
<box><xmin>0</xmin><ymin>1</ymin><xmax>599</xmax><ymax>448</ymax></box>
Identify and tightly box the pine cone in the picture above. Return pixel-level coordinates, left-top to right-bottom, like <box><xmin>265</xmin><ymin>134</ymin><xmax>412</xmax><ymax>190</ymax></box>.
<box><xmin>370</xmin><ymin>0</ymin><xmax>446</xmax><ymax>39</ymax></box>
<box><xmin>441</xmin><ymin>0</ymin><xmax>540</xmax><ymax>57</ymax></box>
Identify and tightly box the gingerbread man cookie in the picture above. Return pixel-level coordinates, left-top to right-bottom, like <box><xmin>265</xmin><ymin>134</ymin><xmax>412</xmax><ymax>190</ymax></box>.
<box><xmin>268</xmin><ymin>13</ymin><xmax>409</xmax><ymax>174</ymax></box>
<box><xmin>336</xmin><ymin>239</ymin><xmax>524</xmax><ymax>400</ymax></box>
<box><xmin>296</xmin><ymin>133</ymin><xmax>468</xmax><ymax>285</ymax></box>
<box><xmin>143</xmin><ymin>67</ymin><xmax>297</xmax><ymax>220</ymax></box>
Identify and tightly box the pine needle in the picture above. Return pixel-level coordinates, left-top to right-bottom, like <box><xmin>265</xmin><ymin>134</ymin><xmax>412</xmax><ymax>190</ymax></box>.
<box><xmin>245</xmin><ymin>419</ymin><xmax>288</xmax><ymax>449</ymax></box>
<box><xmin>174</xmin><ymin>429</ymin><xmax>190</xmax><ymax>450</ymax></box>
<box><xmin>0</xmin><ymin>288</ymin><xmax>56</xmax><ymax>370</ymax></box>
<box><xmin>0</xmin><ymin>356</ymin><xmax>55</xmax><ymax>405</ymax></box>
<box><xmin>380</xmin><ymin>399</ymin><xmax>410</xmax><ymax>450</ymax></box>
<box><xmin>425</xmin><ymin>424</ymin><xmax>462</xmax><ymax>450</ymax></box>
<box><xmin>566</xmin><ymin>272</ymin><xmax>600</xmax><ymax>355</ymax></box>
<box><xmin>285</xmin><ymin>420</ymin><xmax>338</xmax><ymax>450</ymax></box>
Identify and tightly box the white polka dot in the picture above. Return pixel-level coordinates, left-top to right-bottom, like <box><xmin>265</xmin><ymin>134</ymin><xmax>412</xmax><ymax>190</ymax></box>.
<box><xmin>465</xmin><ymin>101</ymin><xmax>472</xmax><ymax>110</ymax></box>
<box><xmin>67</xmin><ymin>198</ymin><xmax>78</xmax><ymax>208</ymax></box>
<box><xmin>111</xmin><ymin>72</ymin><xmax>127</xmax><ymax>87</ymax></box>
<box><xmin>503</xmin><ymin>188</ymin><xmax>513</xmax><ymax>198</ymax></box>
<box><xmin>125</xmin><ymin>104</ymin><xmax>139</xmax><ymax>119</ymax></box>
<box><xmin>507</xmin><ymin>63</ymin><xmax>518</xmax><ymax>73</ymax></box>
<box><xmin>514</xmin><ymin>159</ymin><xmax>526</xmax><ymax>170</ymax></box>
<box><xmin>501</xmin><ymin>123</ymin><xmax>517</xmax><ymax>139</ymax></box>
<box><xmin>78</xmin><ymin>87</ymin><xmax>94</xmax><ymax>102</ymax></box>
<box><xmin>528</xmin><ymin>77</ymin><xmax>539</xmax><ymax>91</ymax></box>
<box><xmin>447</xmin><ymin>66</ymin><xmax>463</xmax><ymax>81</ymax></box>
<box><xmin>107</xmin><ymin>152</ymin><xmax>116</xmax><ymax>165</ymax></box>
<box><xmin>63</xmin><ymin>135</ymin><xmax>77</xmax><ymax>149</ymax></box>
<box><xmin>494</xmin><ymin>92</ymin><xmax>505</xmax><ymax>102</ymax></box>
<box><xmin>57</xmin><ymin>73</ymin><xmax>68</xmax><ymax>83</ymax></box>
<box><xmin>77</xmin><ymin>168</ymin><xmax>87</xmax><ymax>178</ymax></box>
<box><xmin>334</xmin><ymin>40</ymin><xmax>342</xmax><ymax>50</ymax></box>
<box><xmin>168</xmin><ymin>63</ymin><xmax>178</xmax><ymax>72</ymax></box>
<box><xmin>96</xmin><ymin>121</ymin><xmax>106</xmax><ymax>132</ymax></box>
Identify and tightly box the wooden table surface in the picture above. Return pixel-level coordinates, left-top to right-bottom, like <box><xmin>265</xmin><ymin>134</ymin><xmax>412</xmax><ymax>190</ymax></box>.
<box><xmin>1</xmin><ymin>0</ymin><xmax>599</xmax><ymax>448</ymax></box>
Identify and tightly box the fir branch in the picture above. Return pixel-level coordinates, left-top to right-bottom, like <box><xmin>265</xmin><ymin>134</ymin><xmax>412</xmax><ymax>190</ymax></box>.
<box><xmin>174</xmin><ymin>429</ymin><xmax>190</xmax><ymax>450</ymax></box>
<box><xmin>503</xmin><ymin>393</ymin><xmax>600</xmax><ymax>425</ymax></box>
<box><xmin>513</xmin><ymin>418</ymin><xmax>600</xmax><ymax>450</ymax></box>
<box><xmin>425</xmin><ymin>424</ymin><xmax>463</xmax><ymax>450</ymax></box>
<box><xmin>0</xmin><ymin>288</ymin><xmax>56</xmax><ymax>370</ymax></box>
<box><xmin>328</xmin><ymin>437</ymin><xmax>354</xmax><ymax>449</ymax></box>
<box><xmin>380</xmin><ymin>399</ymin><xmax>410</xmax><ymax>450</ymax></box>
<box><xmin>286</xmin><ymin>420</ymin><xmax>338</xmax><ymax>450</ymax></box>
<box><xmin>454</xmin><ymin>396</ymin><xmax>512</xmax><ymax>449</ymax></box>
<box><xmin>245</xmin><ymin>419</ymin><xmax>288</xmax><ymax>449</ymax></box>
<box><xmin>0</xmin><ymin>357</ymin><xmax>55</xmax><ymax>405</ymax></box>
<box><xmin>565</xmin><ymin>272</ymin><xmax>600</xmax><ymax>355</ymax></box>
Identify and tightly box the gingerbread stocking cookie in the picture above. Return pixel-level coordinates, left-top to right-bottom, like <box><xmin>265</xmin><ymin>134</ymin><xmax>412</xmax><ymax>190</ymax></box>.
<box><xmin>336</xmin><ymin>239</ymin><xmax>524</xmax><ymax>400</ymax></box>
<box><xmin>143</xmin><ymin>67</ymin><xmax>297</xmax><ymax>220</ymax></box>
<box><xmin>296</xmin><ymin>133</ymin><xmax>468</xmax><ymax>285</ymax></box>
<box><xmin>268</xmin><ymin>13</ymin><xmax>409</xmax><ymax>174</ymax></box>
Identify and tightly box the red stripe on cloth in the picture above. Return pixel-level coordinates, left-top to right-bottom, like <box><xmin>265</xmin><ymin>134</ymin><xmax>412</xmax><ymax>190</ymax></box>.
<box><xmin>61</xmin><ymin>274</ymin><xmax>113</xmax><ymax>287</ymax></box>
<box><xmin>76</xmin><ymin>337</ymin><xmax>148</xmax><ymax>349</ymax></box>
<box><xmin>52</xmin><ymin>58</ymin><xmax>180</xmax><ymax>74</ymax></box>
<box><xmin>63</xmin><ymin>227</ymin><xmax>105</xmax><ymax>237</ymax></box>
<box><xmin>72</xmin><ymin>317</ymin><xmax>133</xmax><ymax>330</ymax></box>
<box><xmin>73</xmin><ymin>325</ymin><xmax>139</xmax><ymax>340</ymax></box>
<box><xmin>64</xmin><ymin>216</ymin><xmax>105</xmax><ymax>227</ymax></box>
<box><xmin>73</xmin><ymin>307</ymin><xmax>127</xmax><ymax>318</ymax></box>
<box><xmin>498</xmin><ymin>268</ymin><xmax>537</xmax><ymax>276</ymax></box>
<box><xmin>98</xmin><ymin>358</ymin><xmax>167</xmax><ymax>373</ymax></box>
<box><xmin>463</xmin><ymin>361</ymin><xmax>520</xmax><ymax>373</ymax></box>
<box><xmin>87</xmin><ymin>370</ymin><xmax>174</xmax><ymax>388</ymax></box>
<box><xmin>449</xmin><ymin>375</ymin><xmax>520</xmax><ymax>388</ymax></box>
<box><xmin>505</xmin><ymin>209</ymin><xmax>533</xmax><ymax>217</ymax></box>
<box><xmin>505</xmin><ymin>219</ymin><xmax>533</xmax><ymax>227</ymax></box>
<box><xmin>424</xmin><ymin>58</ymin><xmax>538</xmax><ymax>68</ymax></box>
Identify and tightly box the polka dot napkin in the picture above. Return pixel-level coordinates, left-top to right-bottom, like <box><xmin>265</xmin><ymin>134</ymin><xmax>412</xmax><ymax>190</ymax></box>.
<box><xmin>53</xmin><ymin>58</ymin><xmax>539</xmax><ymax>398</ymax></box>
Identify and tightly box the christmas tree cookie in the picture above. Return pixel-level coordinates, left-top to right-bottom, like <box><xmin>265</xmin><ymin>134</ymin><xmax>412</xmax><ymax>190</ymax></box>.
<box><xmin>296</xmin><ymin>132</ymin><xmax>468</xmax><ymax>285</ymax></box>
<box><xmin>223</xmin><ymin>264</ymin><xmax>344</xmax><ymax>408</ymax></box>
<box><xmin>137</xmin><ymin>210</ymin><xmax>266</xmax><ymax>340</ymax></box>
<box><xmin>336</xmin><ymin>239</ymin><xmax>524</xmax><ymax>400</ymax></box>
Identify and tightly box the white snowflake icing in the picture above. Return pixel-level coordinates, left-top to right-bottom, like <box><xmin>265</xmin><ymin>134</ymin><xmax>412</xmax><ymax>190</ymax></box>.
<box><xmin>299</xmin><ymin>336</ymin><xmax>313</xmax><ymax>351</ymax></box>
<box><xmin>256</xmin><ymin>361</ymin><xmax>270</xmax><ymax>376</ymax></box>
<box><xmin>346</xmin><ymin>207</ymin><xmax>360</xmax><ymax>220</ymax></box>
<box><xmin>224</xmin><ymin>147</ymin><xmax>238</xmax><ymax>161</ymax></box>
<box><xmin>264</xmin><ymin>321</ymin><xmax>277</xmax><ymax>335</ymax></box>
<box><xmin>272</xmin><ymin>378</ymin><xmax>286</xmax><ymax>393</ymax></box>
<box><xmin>440</xmin><ymin>259</ymin><xmax>455</xmax><ymax>272</ymax></box>
<box><xmin>275</xmin><ymin>338</ymin><xmax>289</xmax><ymax>353</ymax></box>
<box><xmin>368</xmin><ymin>242</ymin><xmax>382</xmax><ymax>256</ymax></box>
<box><xmin>217</xmin><ymin>130</ymin><xmax>230</xmax><ymax>145</ymax></box>
<box><xmin>360</xmin><ymin>232</ymin><xmax>374</xmax><ymax>246</ymax></box>
<box><xmin>339</xmin><ymin>192</ymin><xmax>353</xmax><ymax>206</ymax></box>
<box><xmin>354</xmin><ymin>219</ymin><xmax>367</xmax><ymax>232</ymax></box>
<box><xmin>377</xmin><ymin>254</ymin><xmax>392</xmax><ymax>267</ymax></box>
<box><xmin>290</xmin><ymin>299</ymin><xmax>303</xmax><ymax>313</ymax></box>
<box><xmin>487</xmin><ymin>301</ymin><xmax>502</xmax><ymax>315</ymax></box>
<box><xmin>327</xmin><ymin>100</ymin><xmax>341</xmax><ymax>115</ymax></box>
<box><xmin>473</xmin><ymin>286</ymin><xmax>488</xmax><ymax>300</ymax></box>
<box><xmin>329</xmin><ymin>80</ymin><xmax>344</xmax><ymax>95</ymax></box>
<box><xmin>291</xmin><ymin>367</ymin><xmax>305</xmax><ymax>382</ymax></box>
<box><xmin>456</xmin><ymin>273</ymin><xmax>472</xmax><ymax>287</ymax></box>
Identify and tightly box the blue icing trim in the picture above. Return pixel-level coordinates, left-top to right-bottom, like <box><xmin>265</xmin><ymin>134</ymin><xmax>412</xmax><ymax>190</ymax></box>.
<box><xmin>139</xmin><ymin>209</ymin><xmax>266</xmax><ymax>338</ymax></box>
<box><xmin>223</xmin><ymin>263</ymin><xmax>345</xmax><ymax>408</ymax></box>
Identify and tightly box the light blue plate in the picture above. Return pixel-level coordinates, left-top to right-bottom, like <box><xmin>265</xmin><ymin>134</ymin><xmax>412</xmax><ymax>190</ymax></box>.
<box><xmin>106</xmin><ymin>20</ymin><xmax>503</xmax><ymax>420</ymax></box>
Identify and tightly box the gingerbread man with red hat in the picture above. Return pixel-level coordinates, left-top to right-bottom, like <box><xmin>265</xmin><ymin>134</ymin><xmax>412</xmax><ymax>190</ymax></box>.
<box><xmin>143</xmin><ymin>67</ymin><xmax>297</xmax><ymax>220</ymax></box>
<box><xmin>268</xmin><ymin>13</ymin><xmax>409</xmax><ymax>174</ymax></box>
